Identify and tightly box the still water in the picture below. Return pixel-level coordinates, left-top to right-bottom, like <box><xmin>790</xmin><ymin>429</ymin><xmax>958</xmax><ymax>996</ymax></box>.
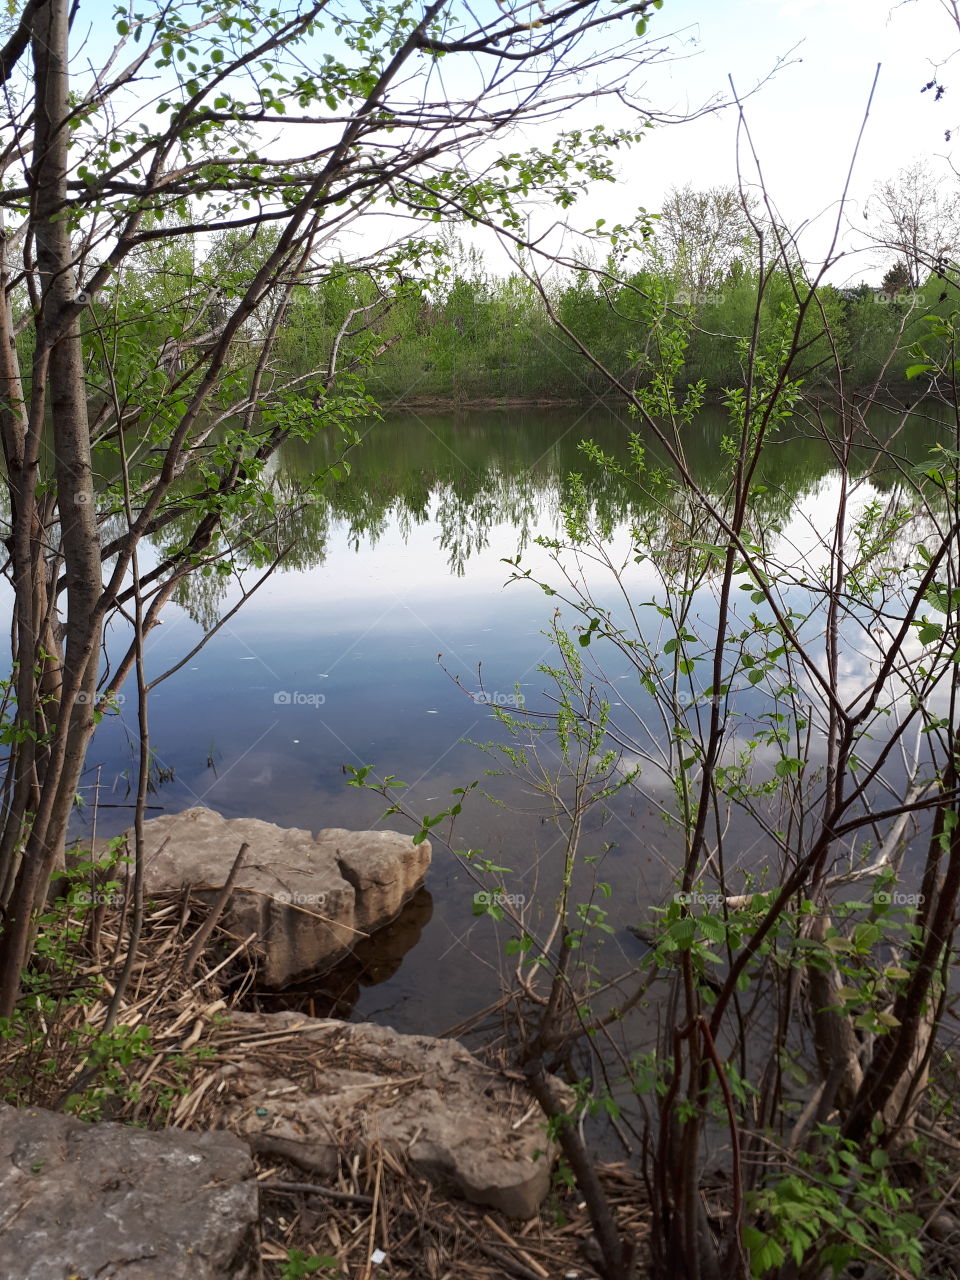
<box><xmin>76</xmin><ymin>403</ymin><xmax>950</xmax><ymax>1034</ymax></box>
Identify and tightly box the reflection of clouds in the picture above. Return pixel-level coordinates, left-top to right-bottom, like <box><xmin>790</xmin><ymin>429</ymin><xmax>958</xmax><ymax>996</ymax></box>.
<box><xmin>805</xmin><ymin>600</ymin><xmax>955</xmax><ymax>727</ymax></box>
<box><xmin>229</xmin><ymin>505</ymin><xmax>668</xmax><ymax>634</ymax></box>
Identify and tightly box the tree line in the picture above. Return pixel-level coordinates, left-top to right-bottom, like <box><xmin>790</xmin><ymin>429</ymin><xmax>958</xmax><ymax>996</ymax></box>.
<box><xmin>272</xmin><ymin>251</ymin><xmax>959</xmax><ymax>402</ymax></box>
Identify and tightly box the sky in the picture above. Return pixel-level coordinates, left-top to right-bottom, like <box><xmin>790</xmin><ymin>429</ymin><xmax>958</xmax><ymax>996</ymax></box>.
<box><xmin>63</xmin><ymin>0</ymin><xmax>957</xmax><ymax>285</ymax></box>
<box><xmin>540</xmin><ymin>0</ymin><xmax>958</xmax><ymax>284</ymax></box>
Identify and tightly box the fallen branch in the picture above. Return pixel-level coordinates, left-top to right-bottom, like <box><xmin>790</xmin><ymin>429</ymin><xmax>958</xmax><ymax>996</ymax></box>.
<box><xmin>180</xmin><ymin>842</ymin><xmax>249</xmax><ymax>976</ymax></box>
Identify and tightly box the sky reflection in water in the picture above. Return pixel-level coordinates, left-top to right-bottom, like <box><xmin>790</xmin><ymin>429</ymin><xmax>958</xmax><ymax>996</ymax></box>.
<box><xmin>77</xmin><ymin>405</ymin><xmax>951</xmax><ymax>1031</ymax></box>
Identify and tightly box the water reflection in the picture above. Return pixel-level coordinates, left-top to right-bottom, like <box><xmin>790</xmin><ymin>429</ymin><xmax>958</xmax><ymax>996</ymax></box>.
<box><xmin>73</xmin><ymin>404</ymin><xmax>954</xmax><ymax>1029</ymax></box>
<box><xmin>168</xmin><ymin>401</ymin><xmax>951</xmax><ymax>622</ymax></box>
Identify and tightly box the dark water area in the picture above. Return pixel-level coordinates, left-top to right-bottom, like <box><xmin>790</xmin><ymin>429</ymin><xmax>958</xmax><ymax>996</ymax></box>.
<box><xmin>70</xmin><ymin>401</ymin><xmax>953</xmax><ymax>1039</ymax></box>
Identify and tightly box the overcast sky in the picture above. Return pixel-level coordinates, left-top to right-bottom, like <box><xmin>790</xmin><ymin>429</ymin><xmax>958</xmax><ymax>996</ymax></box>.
<box><xmin>553</xmin><ymin>0</ymin><xmax>956</xmax><ymax>283</ymax></box>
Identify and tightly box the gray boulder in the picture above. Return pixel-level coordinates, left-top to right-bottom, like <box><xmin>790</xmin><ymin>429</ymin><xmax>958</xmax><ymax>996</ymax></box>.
<box><xmin>211</xmin><ymin>1010</ymin><xmax>565</xmax><ymax>1219</ymax></box>
<box><xmin>123</xmin><ymin>807</ymin><xmax>431</xmax><ymax>987</ymax></box>
<box><xmin>0</xmin><ymin>1103</ymin><xmax>259</xmax><ymax>1279</ymax></box>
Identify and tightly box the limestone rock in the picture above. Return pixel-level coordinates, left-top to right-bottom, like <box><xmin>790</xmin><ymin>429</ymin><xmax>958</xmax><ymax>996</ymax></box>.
<box><xmin>212</xmin><ymin>1010</ymin><xmax>565</xmax><ymax>1218</ymax></box>
<box><xmin>0</xmin><ymin>1103</ymin><xmax>259</xmax><ymax>1279</ymax></box>
<box><xmin>332</xmin><ymin>827</ymin><xmax>429</xmax><ymax>933</ymax></box>
<box><xmin>125</xmin><ymin>807</ymin><xmax>430</xmax><ymax>987</ymax></box>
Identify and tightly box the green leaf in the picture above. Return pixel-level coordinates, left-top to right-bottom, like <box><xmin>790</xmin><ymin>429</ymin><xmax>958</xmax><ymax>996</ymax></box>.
<box><xmin>774</xmin><ymin>757</ymin><xmax>803</xmax><ymax>778</ymax></box>
<box><xmin>699</xmin><ymin>915</ymin><xmax>725</xmax><ymax>944</ymax></box>
<box><xmin>853</xmin><ymin>921</ymin><xmax>880</xmax><ymax>950</ymax></box>
<box><xmin>916</xmin><ymin>619</ymin><xmax>943</xmax><ymax>645</ymax></box>
<box><xmin>668</xmin><ymin>917</ymin><xmax>696</xmax><ymax>949</ymax></box>
<box><xmin>743</xmin><ymin>1227</ymin><xmax>786</xmax><ymax>1272</ymax></box>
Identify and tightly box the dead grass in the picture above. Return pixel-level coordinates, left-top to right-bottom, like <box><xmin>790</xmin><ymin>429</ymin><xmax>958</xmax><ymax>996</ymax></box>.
<box><xmin>256</xmin><ymin>1146</ymin><xmax>647</xmax><ymax>1280</ymax></box>
<box><xmin>1</xmin><ymin>887</ymin><xmax>651</xmax><ymax>1279</ymax></box>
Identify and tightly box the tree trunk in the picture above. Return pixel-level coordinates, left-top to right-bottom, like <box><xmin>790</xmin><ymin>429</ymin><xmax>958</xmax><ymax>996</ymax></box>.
<box><xmin>0</xmin><ymin>0</ymin><xmax>100</xmax><ymax>1017</ymax></box>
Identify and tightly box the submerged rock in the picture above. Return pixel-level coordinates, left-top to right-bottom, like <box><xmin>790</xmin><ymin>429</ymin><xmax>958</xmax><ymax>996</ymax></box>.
<box><xmin>212</xmin><ymin>1010</ymin><xmax>565</xmax><ymax>1219</ymax></box>
<box><xmin>127</xmin><ymin>806</ymin><xmax>431</xmax><ymax>987</ymax></box>
<box><xmin>0</xmin><ymin>1103</ymin><xmax>258</xmax><ymax>1279</ymax></box>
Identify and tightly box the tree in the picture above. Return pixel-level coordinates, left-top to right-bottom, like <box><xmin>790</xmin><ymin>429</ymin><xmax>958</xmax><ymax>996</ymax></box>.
<box><xmin>0</xmin><ymin>0</ymin><xmax>671</xmax><ymax>1016</ymax></box>
<box><xmin>869</xmin><ymin>159</ymin><xmax>960</xmax><ymax>287</ymax></box>
<box><xmin>654</xmin><ymin>182</ymin><xmax>761</xmax><ymax>302</ymax></box>
<box><xmin>485</xmin><ymin>99</ymin><xmax>960</xmax><ymax>1264</ymax></box>
<box><xmin>880</xmin><ymin>257</ymin><xmax>913</xmax><ymax>297</ymax></box>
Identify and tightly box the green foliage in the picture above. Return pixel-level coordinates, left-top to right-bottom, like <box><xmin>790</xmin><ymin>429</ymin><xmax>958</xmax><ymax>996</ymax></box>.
<box><xmin>280</xmin><ymin>1250</ymin><xmax>341</xmax><ymax>1278</ymax></box>
<box><xmin>745</xmin><ymin>1129</ymin><xmax>924</xmax><ymax>1277</ymax></box>
<box><xmin>472</xmin><ymin>247</ymin><xmax>960</xmax><ymax>1277</ymax></box>
<box><xmin>263</xmin><ymin>248</ymin><xmax>960</xmax><ymax>404</ymax></box>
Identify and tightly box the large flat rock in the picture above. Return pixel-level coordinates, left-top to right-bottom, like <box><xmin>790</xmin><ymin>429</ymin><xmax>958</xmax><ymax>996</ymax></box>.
<box><xmin>127</xmin><ymin>807</ymin><xmax>431</xmax><ymax>987</ymax></box>
<box><xmin>0</xmin><ymin>1103</ymin><xmax>259</xmax><ymax>1279</ymax></box>
<box><xmin>210</xmin><ymin>1010</ymin><xmax>566</xmax><ymax>1219</ymax></box>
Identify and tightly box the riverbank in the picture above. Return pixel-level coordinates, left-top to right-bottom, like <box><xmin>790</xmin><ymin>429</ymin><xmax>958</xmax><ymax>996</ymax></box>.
<box><xmin>1</xmin><ymin>884</ymin><xmax>650</xmax><ymax>1278</ymax></box>
<box><xmin>376</xmin><ymin>384</ymin><xmax>936</xmax><ymax>413</ymax></box>
<box><xmin>384</xmin><ymin>394</ymin><xmax>588</xmax><ymax>410</ymax></box>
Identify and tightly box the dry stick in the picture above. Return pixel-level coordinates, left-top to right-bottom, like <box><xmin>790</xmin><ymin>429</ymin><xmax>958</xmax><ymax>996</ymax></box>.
<box><xmin>473</xmin><ymin>1242</ymin><xmax>550</xmax><ymax>1280</ymax></box>
<box><xmin>85</xmin><ymin>765</ymin><xmax>107</xmax><ymax>964</ymax></box>
<box><xmin>259</xmin><ymin>1181</ymin><xmax>374</xmax><ymax>1208</ymax></box>
<box><xmin>188</xmin><ymin>931</ymin><xmax>258</xmax><ymax>989</ymax></box>
<box><xmin>698</xmin><ymin>1018</ymin><xmax>749</xmax><ymax>1280</ymax></box>
<box><xmin>180</xmin><ymin>842</ymin><xmax>249</xmax><ymax>976</ymax></box>
<box><xmin>480</xmin><ymin>1214</ymin><xmax>550</xmax><ymax>1278</ymax></box>
<box><xmin>91</xmin><ymin>274</ymin><xmax>154</xmax><ymax>1042</ymax></box>
<box><xmin>359</xmin><ymin>1141</ymin><xmax>383</xmax><ymax>1280</ymax></box>
<box><xmin>523</xmin><ymin>1058</ymin><xmax>633</xmax><ymax>1280</ymax></box>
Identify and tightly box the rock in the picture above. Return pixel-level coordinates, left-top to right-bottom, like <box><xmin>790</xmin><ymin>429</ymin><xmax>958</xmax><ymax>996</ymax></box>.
<box><xmin>333</xmin><ymin>828</ymin><xmax>427</xmax><ymax>933</ymax></box>
<box><xmin>257</xmin><ymin>886</ymin><xmax>434</xmax><ymax>1019</ymax></box>
<box><xmin>121</xmin><ymin>807</ymin><xmax>431</xmax><ymax>987</ymax></box>
<box><xmin>929</xmin><ymin>1210</ymin><xmax>960</xmax><ymax>1242</ymax></box>
<box><xmin>211</xmin><ymin>1010</ymin><xmax>566</xmax><ymax>1218</ymax></box>
<box><xmin>0</xmin><ymin>1103</ymin><xmax>259</xmax><ymax>1279</ymax></box>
